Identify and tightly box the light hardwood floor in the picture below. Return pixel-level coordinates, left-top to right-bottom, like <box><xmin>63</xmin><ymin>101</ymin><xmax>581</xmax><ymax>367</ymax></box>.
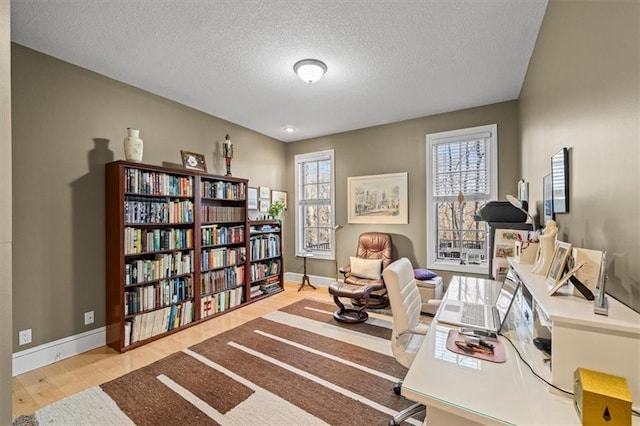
<box><xmin>12</xmin><ymin>282</ymin><xmax>333</xmax><ymax>420</ymax></box>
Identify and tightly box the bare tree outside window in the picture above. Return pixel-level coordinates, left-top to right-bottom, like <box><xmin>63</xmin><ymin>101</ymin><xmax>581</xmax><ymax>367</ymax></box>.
<box><xmin>427</xmin><ymin>125</ymin><xmax>497</xmax><ymax>272</ymax></box>
<box><xmin>295</xmin><ymin>151</ymin><xmax>335</xmax><ymax>257</ymax></box>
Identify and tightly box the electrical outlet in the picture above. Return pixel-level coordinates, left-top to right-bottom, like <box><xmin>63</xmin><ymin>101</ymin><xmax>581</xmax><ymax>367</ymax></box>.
<box><xmin>84</xmin><ymin>311</ymin><xmax>94</xmax><ymax>325</ymax></box>
<box><xmin>19</xmin><ymin>329</ymin><xmax>32</xmax><ymax>345</ymax></box>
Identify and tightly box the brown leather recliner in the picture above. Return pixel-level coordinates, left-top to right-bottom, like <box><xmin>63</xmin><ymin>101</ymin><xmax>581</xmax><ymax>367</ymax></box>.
<box><xmin>341</xmin><ymin>232</ymin><xmax>393</xmax><ymax>309</ymax></box>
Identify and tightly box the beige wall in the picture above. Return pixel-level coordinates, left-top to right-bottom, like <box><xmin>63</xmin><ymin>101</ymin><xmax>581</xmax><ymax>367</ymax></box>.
<box><xmin>11</xmin><ymin>44</ymin><xmax>286</xmax><ymax>350</ymax></box>
<box><xmin>285</xmin><ymin>101</ymin><xmax>521</xmax><ymax>285</ymax></box>
<box><xmin>1</xmin><ymin>2</ymin><xmax>13</xmax><ymax>422</ymax></box>
<box><xmin>519</xmin><ymin>0</ymin><xmax>639</xmax><ymax>312</ymax></box>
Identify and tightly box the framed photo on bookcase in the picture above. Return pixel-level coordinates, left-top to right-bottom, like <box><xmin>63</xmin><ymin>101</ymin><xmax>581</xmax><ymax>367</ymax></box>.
<box><xmin>180</xmin><ymin>150</ymin><xmax>207</xmax><ymax>172</ymax></box>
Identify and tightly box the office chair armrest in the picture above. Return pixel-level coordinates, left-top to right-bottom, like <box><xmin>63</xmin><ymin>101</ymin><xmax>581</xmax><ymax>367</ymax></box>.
<box><xmin>396</xmin><ymin>323</ymin><xmax>429</xmax><ymax>339</ymax></box>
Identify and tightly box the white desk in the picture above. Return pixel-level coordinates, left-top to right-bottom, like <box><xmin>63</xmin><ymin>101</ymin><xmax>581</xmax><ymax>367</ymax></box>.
<box><xmin>401</xmin><ymin>275</ymin><xmax>639</xmax><ymax>425</ymax></box>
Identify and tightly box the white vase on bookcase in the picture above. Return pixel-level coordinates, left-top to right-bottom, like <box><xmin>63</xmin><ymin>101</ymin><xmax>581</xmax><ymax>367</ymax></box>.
<box><xmin>123</xmin><ymin>128</ymin><xmax>143</xmax><ymax>162</ymax></box>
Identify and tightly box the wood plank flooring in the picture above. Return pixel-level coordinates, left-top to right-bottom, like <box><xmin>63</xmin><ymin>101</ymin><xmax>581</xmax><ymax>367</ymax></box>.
<box><xmin>12</xmin><ymin>282</ymin><xmax>333</xmax><ymax>420</ymax></box>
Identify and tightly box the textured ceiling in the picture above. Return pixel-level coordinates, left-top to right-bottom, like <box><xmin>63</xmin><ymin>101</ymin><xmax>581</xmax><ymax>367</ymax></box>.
<box><xmin>10</xmin><ymin>1</ymin><xmax>548</xmax><ymax>142</ymax></box>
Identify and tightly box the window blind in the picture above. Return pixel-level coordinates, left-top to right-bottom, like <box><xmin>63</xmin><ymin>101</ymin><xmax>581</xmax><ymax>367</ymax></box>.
<box><xmin>432</xmin><ymin>135</ymin><xmax>491</xmax><ymax>199</ymax></box>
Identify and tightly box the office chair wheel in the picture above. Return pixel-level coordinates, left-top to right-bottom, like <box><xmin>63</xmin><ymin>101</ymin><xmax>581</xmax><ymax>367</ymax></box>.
<box><xmin>394</xmin><ymin>382</ymin><xmax>401</xmax><ymax>395</ymax></box>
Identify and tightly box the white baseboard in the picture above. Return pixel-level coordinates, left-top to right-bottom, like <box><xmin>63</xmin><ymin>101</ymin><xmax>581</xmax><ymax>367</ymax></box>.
<box><xmin>12</xmin><ymin>326</ymin><xmax>106</xmax><ymax>376</ymax></box>
<box><xmin>284</xmin><ymin>272</ymin><xmax>338</xmax><ymax>287</ymax></box>
<box><xmin>12</xmin><ymin>273</ymin><xmax>338</xmax><ymax>376</ymax></box>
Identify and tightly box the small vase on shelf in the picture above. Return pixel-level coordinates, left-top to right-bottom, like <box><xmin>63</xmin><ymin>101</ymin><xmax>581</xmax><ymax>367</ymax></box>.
<box><xmin>124</xmin><ymin>128</ymin><xmax>143</xmax><ymax>162</ymax></box>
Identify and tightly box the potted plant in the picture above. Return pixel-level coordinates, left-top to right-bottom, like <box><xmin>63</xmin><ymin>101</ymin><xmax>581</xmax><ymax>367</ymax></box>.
<box><xmin>267</xmin><ymin>201</ymin><xmax>286</xmax><ymax>223</ymax></box>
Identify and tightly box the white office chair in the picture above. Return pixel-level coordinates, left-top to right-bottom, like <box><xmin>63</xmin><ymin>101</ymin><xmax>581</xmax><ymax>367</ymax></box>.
<box><xmin>382</xmin><ymin>257</ymin><xmax>428</xmax><ymax>426</ymax></box>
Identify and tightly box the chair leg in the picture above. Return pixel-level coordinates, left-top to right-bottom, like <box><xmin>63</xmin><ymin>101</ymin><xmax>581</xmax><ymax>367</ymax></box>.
<box><xmin>332</xmin><ymin>294</ymin><xmax>369</xmax><ymax>324</ymax></box>
<box><xmin>394</xmin><ymin>381</ymin><xmax>402</xmax><ymax>395</ymax></box>
<box><xmin>389</xmin><ymin>403</ymin><xmax>425</xmax><ymax>426</ymax></box>
<box><xmin>352</xmin><ymin>289</ymin><xmax>389</xmax><ymax>309</ymax></box>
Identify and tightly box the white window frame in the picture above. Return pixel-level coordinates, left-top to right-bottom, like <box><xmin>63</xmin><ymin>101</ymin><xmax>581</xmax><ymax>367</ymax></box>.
<box><xmin>294</xmin><ymin>149</ymin><xmax>336</xmax><ymax>260</ymax></box>
<box><xmin>426</xmin><ymin>124</ymin><xmax>498</xmax><ymax>274</ymax></box>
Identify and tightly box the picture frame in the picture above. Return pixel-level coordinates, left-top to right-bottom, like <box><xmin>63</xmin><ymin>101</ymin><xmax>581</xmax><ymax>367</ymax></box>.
<box><xmin>247</xmin><ymin>187</ymin><xmax>258</xmax><ymax>211</ymax></box>
<box><xmin>258</xmin><ymin>199</ymin><xmax>269</xmax><ymax>213</ymax></box>
<box><xmin>271</xmin><ymin>190</ymin><xmax>288</xmax><ymax>209</ymax></box>
<box><xmin>180</xmin><ymin>150</ymin><xmax>207</xmax><ymax>172</ymax></box>
<box><xmin>542</xmin><ymin>173</ymin><xmax>554</xmax><ymax>226</ymax></box>
<box><xmin>347</xmin><ymin>172</ymin><xmax>408</xmax><ymax>224</ymax></box>
<box><xmin>551</xmin><ymin>147</ymin><xmax>569</xmax><ymax>213</ymax></box>
<box><xmin>545</xmin><ymin>241</ymin><xmax>572</xmax><ymax>287</ymax></box>
<box><xmin>259</xmin><ymin>186</ymin><xmax>271</xmax><ymax>200</ymax></box>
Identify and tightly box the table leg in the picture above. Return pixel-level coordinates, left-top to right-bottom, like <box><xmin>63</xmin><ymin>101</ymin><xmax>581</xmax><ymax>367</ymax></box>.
<box><xmin>298</xmin><ymin>256</ymin><xmax>317</xmax><ymax>291</ymax></box>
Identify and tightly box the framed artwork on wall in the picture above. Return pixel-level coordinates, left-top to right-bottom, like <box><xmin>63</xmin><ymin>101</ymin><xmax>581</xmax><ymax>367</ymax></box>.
<box><xmin>551</xmin><ymin>147</ymin><xmax>569</xmax><ymax>213</ymax></box>
<box><xmin>247</xmin><ymin>187</ymin><xmax>258</xmax><ymax>211</ymax></box>
<box><xmin>259</xmin><ymin>186</ymin><xmax>271</xmax><ymax>200</ymax></box>
<box><xmin>347</xmin><ymin>172</ymin><xmax>408</xmax><ymax>224</ymax></box>
<box><xmin>271</xmin><ymin>190</ymin><xmax>287</xmax><ymax>209</ymax></box>
<box><xmin>542</xmin><ymin>173</ymin><xmax>554</xmax><ymax>226</ymax></box>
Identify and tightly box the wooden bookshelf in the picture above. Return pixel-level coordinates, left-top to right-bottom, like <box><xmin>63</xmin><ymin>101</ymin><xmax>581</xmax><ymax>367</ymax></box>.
<box><xmin>105</xmin><ymin>161</ymin><xmax>279</xmax><ymax>352</ymax></box>
<box><xmin>248</xmin><ymin>220</ymin><xmax>284</xmax><ymax>301</ymax></box>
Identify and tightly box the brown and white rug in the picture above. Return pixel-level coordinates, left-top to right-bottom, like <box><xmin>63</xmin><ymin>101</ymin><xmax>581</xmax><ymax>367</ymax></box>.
<box><xmin>15</xmin><ymin>299</ymin><xmax>426</xmax><ymax>425</ymax></box>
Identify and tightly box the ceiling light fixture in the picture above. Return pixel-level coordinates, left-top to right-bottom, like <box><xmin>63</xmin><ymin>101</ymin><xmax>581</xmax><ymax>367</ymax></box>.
<box><xmin>282</xmin><ymin>126</ymin><xmax>297</xmax><ymax>133</ymax></box>
<box><xmin>293</xmin><ymin>59</ymin><xmax>327</xmax><ymax>84</ymax></box>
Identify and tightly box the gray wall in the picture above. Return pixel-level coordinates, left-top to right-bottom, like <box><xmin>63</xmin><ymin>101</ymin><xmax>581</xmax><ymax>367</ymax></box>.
<box><xmin>285</xmin><ymin>101</ymin><xmax>522</xmax><ymax>285</ymax></box>
<box><xmin>519</xmin><ymin>0</ymin><xmax>639</xmax><ymax>313</ymax></box>
<box><xmin>1</xmin><ymin>2</ymin><xmax>13</xmax><ymax>423</ymax></box>
<box><xmin>11</xmin><ymin>44</ymin><xmax>286</xmax><ymax>350</ymax></box>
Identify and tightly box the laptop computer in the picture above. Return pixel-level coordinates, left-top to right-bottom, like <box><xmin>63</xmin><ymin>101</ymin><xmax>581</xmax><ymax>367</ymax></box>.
<box><xmin>436</xmin><ymin>272</ymin><xmax>521</xmax><ymax>333</ymax></box>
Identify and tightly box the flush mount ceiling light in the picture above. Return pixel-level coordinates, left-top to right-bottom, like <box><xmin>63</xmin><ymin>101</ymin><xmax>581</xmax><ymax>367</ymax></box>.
<box><xmin>293</xmin><ymin>59</ymin><xmax>327</xmax><ymax>84</ymax></box>
<box><xmin>282</xmin><ymin>126</ymin><xmax>297</xmax><ymax>133</ymax></box>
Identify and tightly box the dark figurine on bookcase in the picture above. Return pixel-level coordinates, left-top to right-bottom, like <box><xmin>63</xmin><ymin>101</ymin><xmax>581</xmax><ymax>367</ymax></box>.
<box><xmin>223</xmin><ymin>134</ymin><xmax>233</xmax><ymax>176</ymax></box>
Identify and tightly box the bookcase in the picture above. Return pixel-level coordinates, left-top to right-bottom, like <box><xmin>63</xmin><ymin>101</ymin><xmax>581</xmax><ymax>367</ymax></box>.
<box><xmin>106</xmin><ymin>161</ymin><xmax>283</xmax><ymax>352</ymax></box>
<box><xmin>198</xmin><ymin>173</ymin><xmax>248</xmax><ymax>320</ymax></box>
<box><xmin>248</xmin><ymin>220</ymin><xmax>284</xmax><ymax>300</ymax></box>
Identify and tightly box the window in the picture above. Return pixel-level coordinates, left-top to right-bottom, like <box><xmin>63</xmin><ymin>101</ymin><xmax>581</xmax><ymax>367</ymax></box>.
<box><xmin>426</xmin><ymin>124</ymin><xmax>497</xmax><ymax>274</ymax></box>
<box><xmin>295</xmin><ymin>150</ymin><xmax>335</xmax><ymax>259</ymax></box>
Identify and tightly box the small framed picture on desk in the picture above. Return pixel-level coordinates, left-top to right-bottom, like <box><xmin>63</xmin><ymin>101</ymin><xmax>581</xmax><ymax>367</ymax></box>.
<box><xmin>546</xmin><ymin>241</ymin><xmax>572</xmax><ymax>287</ymax></box>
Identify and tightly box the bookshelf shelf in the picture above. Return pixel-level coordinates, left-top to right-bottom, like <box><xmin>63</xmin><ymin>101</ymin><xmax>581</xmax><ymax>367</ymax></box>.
<box><xmin>249</xmin><ymin>220</ymin><xmax>284</xmax><ymax>297</ymax></box>
<box><xmin>106</xmin><ymin>161</ymin><xmax>282</xmax><ymax>353</ymax></box>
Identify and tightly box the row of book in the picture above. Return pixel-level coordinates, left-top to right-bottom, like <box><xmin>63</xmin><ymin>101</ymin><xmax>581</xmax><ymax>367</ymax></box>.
<box><xmin>124</xmin><ymin>300</ymin><xmax>194</xmax><ymax>347</ymax></box>
<box><xmin>201</xmin><ymin>225</ymin><xmax>244</xmax><ymax>246</ymax></box>
<box><xmin>258</xmin><ymin>275</ymin><xmax>281</xmax><ymax>294</ymax></box>
<box><xmin>124</xmin><ymin>276</ymin><xmax>193</xmax><ymax>315</ymax></box>
<box><xmin>201</xmin><ymin>265</ymin><xmax>245</xmax><ymax>295</ymax></box>
<box><xmin>250</xmin><ymin>259</ymin><xmax>281</xmax><ymax>282</ymax></box>
<box><xmin>124</xmin><ymin>227</ymin><xmax>194</xmax><ymax>255</ymax></box>
<box><xmin>124</xmin><ymin>251</ymin><xmax>194</xmax><ymax>285</ymax></box>
<box><xmin>124</xmin><ymin>197</ymin><xmax>194</xmax><ymax>224</ymax></box>
<box><xmin>201</xmin><ymin>180</ymin><xmax>246</xmax><ymax>200</ymax></box>
<box><xmin>249</xmin><ymin>224</ymin><xmax>281</xmax><ymax>234</ymax></box>
<box><xmin>201</xmin><ymin>288</ymin><xmax>243</xmax><ymax>319</ymax></box>
<box><xmin>200</xmin><ymin>205</ymin><xmax>244</xmax><ymax>223</ymax></box>
<box><xmin>201</xmin><ymin>246</ymin><xmax>246</xmax><ymax>271</ymax></box>
<box><xmin>250</xmin><ymin>234</ymin><xmax>281</xmax><ymax>260</ymax></box>
<box><xmin>125</xmin><ymin>167</ymin><xmax>193</xmax><ymax>197</ymax></box>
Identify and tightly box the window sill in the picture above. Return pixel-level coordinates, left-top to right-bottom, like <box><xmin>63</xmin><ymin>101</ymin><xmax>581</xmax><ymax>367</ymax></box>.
<box><xmin>427</xmin><ymin>260</ymin><xmax>488</xmax><ymax>276</ymax></box>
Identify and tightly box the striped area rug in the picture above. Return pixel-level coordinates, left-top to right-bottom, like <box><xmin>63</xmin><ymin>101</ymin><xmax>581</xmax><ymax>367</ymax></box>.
<box><xmin>18</xmin><ymin>299</ymin><xmax>426</xmax><ymax>425</ymax></box>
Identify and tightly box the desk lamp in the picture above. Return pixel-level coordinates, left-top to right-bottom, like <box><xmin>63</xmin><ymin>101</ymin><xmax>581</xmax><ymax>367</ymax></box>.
<box><xmin>506</xmin><ymin>194</ymin><xmax>537</xmax><ymax>232</ymax></box>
